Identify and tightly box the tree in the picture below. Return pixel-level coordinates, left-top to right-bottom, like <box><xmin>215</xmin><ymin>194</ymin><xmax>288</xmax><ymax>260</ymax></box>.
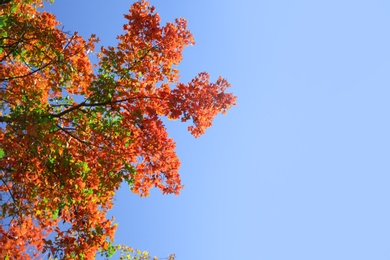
<box><xmin>0</xmin><ymin>0</ymin><xmax>236</xmax><ymax>259</ymax></box>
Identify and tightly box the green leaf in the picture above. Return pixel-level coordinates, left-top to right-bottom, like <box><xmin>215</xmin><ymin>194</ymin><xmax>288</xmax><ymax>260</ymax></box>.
<box><xmin>48</xmin><ymin>157</ymin><xmax>55</xmax><ymax>165</ymax></box>
<box><xmin>52</xmin><ymin>208</ymin><xmax>59</xmax><ymax>220</ymax></box>
<box><xmin>0</xmin><ymin>148</ymin><xmax>5</xmax><ymax>159</ymax></box>
<box><xmin>0</xmin><ymin>17</ymin><xmax>6</xmax><ymax>29</ymax></box>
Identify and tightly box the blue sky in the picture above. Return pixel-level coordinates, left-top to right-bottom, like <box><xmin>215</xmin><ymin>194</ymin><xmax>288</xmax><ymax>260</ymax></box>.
<box><xmin>46</xmin><ymin>1</ymin><xmax>390</xmax><ymax>259</ymax></box>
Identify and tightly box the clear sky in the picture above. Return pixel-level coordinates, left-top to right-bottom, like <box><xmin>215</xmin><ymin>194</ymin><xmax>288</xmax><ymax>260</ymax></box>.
<box><xmin>46</xmin><ymin>0</ymin><xmax>390</xmax><ymax>259</ymax></box>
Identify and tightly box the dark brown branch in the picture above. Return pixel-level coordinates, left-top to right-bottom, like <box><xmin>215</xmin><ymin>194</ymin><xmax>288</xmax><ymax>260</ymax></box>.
<box><xmin>0</xmin><ymin>116</ymin><xmax>11</xmax><ymax>123</ymax></box>
<box><xmin>0</xmin><ymin>60</ymin><xmax>55</xmax><ymax>82</ymax></box>
<box><xmin>56</xmin><ymin>124</ymin><xmax>91</xmax><ymax>146</ymax></box>
<box><xmin>0</xmin><ymin>30</ymin><xmax>86</xmax><ymax>82</ymax></box>
<box><xmin>50</xmin><ymin>95</ymin><xmax>167</xmax><ymax>118</ymax></box>
<box><xmin>0</xmin><ymin>0</ymin><xmax>12</xmax><ymax>6</ymax></box>
<box><xmin>50</xmin><ymin>98</ymin><xmax>132</xmax><ymax>118</ymax></box>
<box><xmin>0</xmin><ymin>177</ymin><xmax>17</xmax><ymax>208</ymax></box>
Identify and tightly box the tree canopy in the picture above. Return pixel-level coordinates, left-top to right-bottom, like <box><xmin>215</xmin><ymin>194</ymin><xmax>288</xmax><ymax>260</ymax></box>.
<box><xmin>0</xmin><ymin>0</ymin><xmax>236</xmax><ymax>258</ymax></box>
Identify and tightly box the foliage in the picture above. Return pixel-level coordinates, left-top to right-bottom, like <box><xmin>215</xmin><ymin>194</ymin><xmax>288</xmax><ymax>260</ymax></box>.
<box><xmin>0</xmin><ymin>0</ymin><xmax>236</xmax><ymax>259</ymax></box>
<box><xmin>103</xmin><ymin>245</ymin><xmax>175</xmax><ymax>260</ymax></box>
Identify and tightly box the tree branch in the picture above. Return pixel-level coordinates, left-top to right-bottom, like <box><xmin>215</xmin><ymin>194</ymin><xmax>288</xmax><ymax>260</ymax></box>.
<box><xmin>0</xmin><ymin>0</ymin><xmax>12</xmax><ymax>6</ymax></box>
<box><xmin>56</xmin><ymin>124</ymin><xmax>91</xmax><ymax>146</ymax></box>
<box><xmin>50</xmin><ymin>98</ymin><xmax>132</xmax><ymax>118</ymax></box>
<box><xmin>50</xmin><ymin>95</ymin><xmax>167</xmax><ymax>118</ymax></box>
<box><xmin>0</xmin><ymin>116</ymin><xmax>11</xmax><ymax>123</ymax></box>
